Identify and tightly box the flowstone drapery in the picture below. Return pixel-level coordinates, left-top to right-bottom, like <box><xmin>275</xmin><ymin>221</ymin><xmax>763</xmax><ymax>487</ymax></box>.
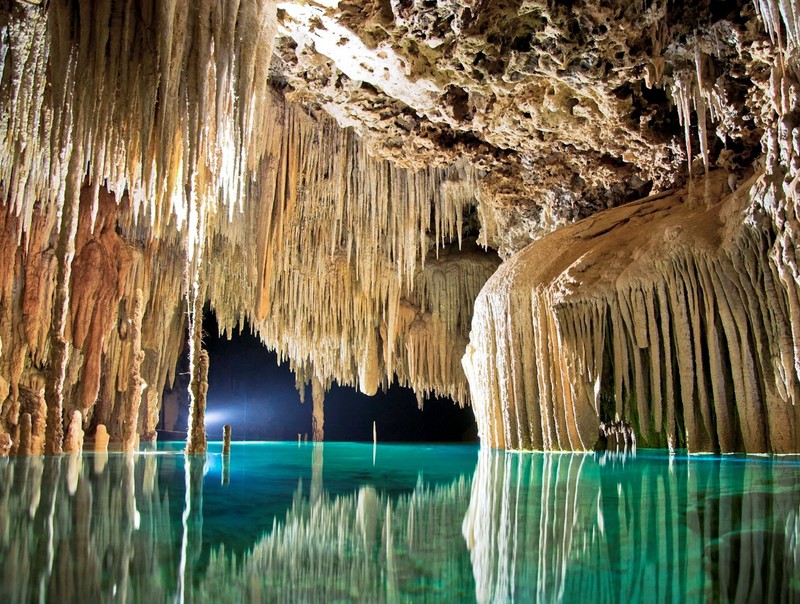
<box><xmin>464</xmin><ymin>172</ymin><xmax>799</xmax><ymax>452</ymax></box>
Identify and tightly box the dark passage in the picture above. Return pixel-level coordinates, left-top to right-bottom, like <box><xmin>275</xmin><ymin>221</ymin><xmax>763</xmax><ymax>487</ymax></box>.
<box><xmin>159</xmin><ymin>312</ymin><xmax>478</xmax><ymax>443</ymax></box>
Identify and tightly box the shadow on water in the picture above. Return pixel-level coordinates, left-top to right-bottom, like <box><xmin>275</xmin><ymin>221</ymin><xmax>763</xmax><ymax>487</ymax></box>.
<box><xmin>0</xmin><ymin>445</ymin><xmax>798</xmax><ymax>603</ymax></box>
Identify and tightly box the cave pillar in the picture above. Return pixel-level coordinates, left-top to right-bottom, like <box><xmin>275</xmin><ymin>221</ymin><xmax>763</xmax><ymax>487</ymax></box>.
<box><xmin>44</xmin><ymin>158</ymin><xmax>83</xmax><ymax>455</ymax></box>
<box><xmin>121</xmin><ymin>289</ymin><xmax>145</xmax><ymax>452</ymax></box>
<box><xmin>186</xmin><ymin>278</ymin><xmax>208</xmax><ymax>454</ymax></box>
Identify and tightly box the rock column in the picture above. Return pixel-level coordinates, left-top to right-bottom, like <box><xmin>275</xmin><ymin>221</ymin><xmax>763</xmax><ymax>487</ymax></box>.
<box><xmin>121</xmin><ymin>289</ymin><xmax>145</xmax><ymax>452</ymax></box>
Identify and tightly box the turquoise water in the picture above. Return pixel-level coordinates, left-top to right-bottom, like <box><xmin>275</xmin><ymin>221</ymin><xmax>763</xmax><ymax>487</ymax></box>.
<box><xmin>0</xmin><ymin>443</ymin><xmax>798</xmax><ymax>603</ymax></box>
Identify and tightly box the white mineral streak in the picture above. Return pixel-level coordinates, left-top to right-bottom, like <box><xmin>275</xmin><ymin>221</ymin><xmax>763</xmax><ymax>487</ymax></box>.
<box><xmin>465</xmin><ymin>172</ymin><xmax>800</xmax><ymax>453</ymax></box>
<box><xmin>277</xmin><ymin>2</ymin><xmax>442</xmax><ymax>118</ymax></box>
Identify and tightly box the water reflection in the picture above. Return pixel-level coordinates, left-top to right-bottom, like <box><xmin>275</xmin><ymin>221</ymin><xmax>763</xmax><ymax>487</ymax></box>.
<box><xmin>0</xmin><ymin>453</ymin><xmax>173</xmax><ymax>602</ymax></box>
<box><xmin>464</xmin><ymin>450</ymin><xmax>800</xmax><ymax>603</ymax></box>
<box><xmin>0</xmin><ymin>446</ymin><xmax>797</xmax><ymax>603</ymax></box>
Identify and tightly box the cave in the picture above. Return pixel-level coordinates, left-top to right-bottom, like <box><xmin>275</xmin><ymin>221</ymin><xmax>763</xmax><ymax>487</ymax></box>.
<box><xmin>0</xmin><ymin>1</ymin><xmax>798</xmax><ymax>601</ymax></box>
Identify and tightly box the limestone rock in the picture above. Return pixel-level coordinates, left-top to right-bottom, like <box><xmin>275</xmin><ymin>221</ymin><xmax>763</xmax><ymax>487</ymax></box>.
<box><xmin>464</xmin><ymin>171</ymin><xmax>799</xmax><ymax>452</ymax></box>
<box><xmin>63</xmin><ymin>410</ymin><xmax>84</xmax><ymax>453</ymax></box>
<box><xmin>94</xmin><ymin>425</ymin><xmax>110</xmax><ymax>453</ymax></box>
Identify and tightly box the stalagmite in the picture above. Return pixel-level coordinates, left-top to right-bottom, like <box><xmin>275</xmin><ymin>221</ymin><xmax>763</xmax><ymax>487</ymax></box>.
<box><xmin>17</xmin><ymin>413</ymin><xmax>32</xmax><ymax>456</ymax></box>
<box><xmin>141</xmin><ymin>390</ymin><xmax>160</xmax><ymax>444</ymax></box>
<box><xmin>0</xmin><ymin>430</ymin><xmax>10</xmax><ymax>456</ymax></box>
<box><xmin>223</xmin><ymin>425</ymin><xmax>232</xmax><ymax>456</ymax></box>
<box><xmin>186</xmin><ymin>349</ymin><xmax>209</xmax><ymax>455</ymax></box>
<box><xmin>63</xmin><ymin>410</ymin><xmax>84</xmax><ymax>453</ymax></box>
<box><xmin>311</xmin><ymin>376</ymin><xmax>325</xmax><ymax>442</ymax></box>
<box><xmin>94</xmin><ymin>424</ymin><xmax>109</xmax><ymax>453</ymax></box>
<box><xmin>121</xmin><ymin>289</ymin><xmax>144</xmax><ymax>452</ymax></box>
<box><xmin>30</xmin><ymin>390</ymin><xmax>46</xmax><ymax>455</ymax></box>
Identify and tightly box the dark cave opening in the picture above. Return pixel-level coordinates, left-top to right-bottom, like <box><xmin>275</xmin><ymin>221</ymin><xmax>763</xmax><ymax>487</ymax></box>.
<box><xmin>158</xmin><ymin>311</ymin><xmax>479</xmax><ymax>443</ymax></box>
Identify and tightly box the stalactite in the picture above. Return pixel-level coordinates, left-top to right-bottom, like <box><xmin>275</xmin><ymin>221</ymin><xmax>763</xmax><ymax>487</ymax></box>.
<box><xmin>311</xmin><ymin>375</ymin><xmax>325</xmax><ymax>442</ymax></box>
<box><xmin>206</xmin><ymin>92</ymin><xmax>496</xmax><ymax>407</ymax></box>
<box><xmin>0</xmin><ymin>0</ymin><xmax>495</xmax><ymax>432</ymax></box>
<box><xmin>465</xmin><ymin>172</ymin><xmax>799</xmax><ymax>452</ymax></box>
<box><xmin>121</xmin><ymin>289</ymin><xmax>144</xmax><ymax>452</ymax></box>
<box><xmin>0</xmin><ymin>0</ymin><xmax>277</xmax><ymax>447</ymax></box>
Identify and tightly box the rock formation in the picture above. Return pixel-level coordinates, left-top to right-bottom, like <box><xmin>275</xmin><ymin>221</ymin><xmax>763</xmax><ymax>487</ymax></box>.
<box><xmin>0</xmin><ymin>0</ymin><xmax>798</xmax><ymax>452</ymax></box>
<box><xmin>311</xmin><ymin>375</ymin><xmax>325</xmax><ymax>442</ymax></box>
<box><xmin>464</xmin><ymin>172</ymin><xmax>800</xmax><ymax>452</ymax></box>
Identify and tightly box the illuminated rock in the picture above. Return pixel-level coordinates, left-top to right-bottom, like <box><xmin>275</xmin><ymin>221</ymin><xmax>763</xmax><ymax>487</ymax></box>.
<box><xmin>464</xmin><ymin>172</ymin><xmax>799</xmax><ymax>452</ymax></box>
<box><xmin>0</xmin><ymin>0</ymin><xmax>798</xmax><ymax>453</ymax></box>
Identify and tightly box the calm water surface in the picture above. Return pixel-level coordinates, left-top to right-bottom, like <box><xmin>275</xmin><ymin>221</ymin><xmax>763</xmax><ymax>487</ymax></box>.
<box><xmin>0</xmin><ymin>443</ymin><xmax>798</xmax><ymax>603</ymax></box>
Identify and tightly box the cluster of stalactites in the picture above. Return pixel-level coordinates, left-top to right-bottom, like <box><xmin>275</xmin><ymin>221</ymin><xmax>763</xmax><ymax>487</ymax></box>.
<box><xmin>0</xmin><ymin>0</ymin><xmax>277</xmax><ymax>454</ymax></box>
<box><xmin>0</xmin><ymin>0</ymin><xmax>277</xmax><ymax>245</ymax></box>
<box><xmin>205</xmin><ymin>93</ymin><xmax>497</xmax><ymax>407</ymax></box>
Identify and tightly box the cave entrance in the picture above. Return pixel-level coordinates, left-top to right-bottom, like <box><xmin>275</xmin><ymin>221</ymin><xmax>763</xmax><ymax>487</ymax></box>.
<box><xmin>158</xmin><ymin>310</ymin><xmax>478</xmax><ymax>443</ymax></box>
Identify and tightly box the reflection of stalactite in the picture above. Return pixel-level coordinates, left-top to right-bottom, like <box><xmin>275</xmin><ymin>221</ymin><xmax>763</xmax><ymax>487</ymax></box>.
<box><xmin>0</xmin><ymin>453</ymin><xmax>173</xmax><ymax>602</ymax></box>
<box><xmin>463</xmin><ymin>449</ymin><xmax>800</xmax><ymax>603</ymax></box>
<box><xmin>191</xmin><ymin>469</ymin><xmax>473</xmax><ymax>602</ymax></box>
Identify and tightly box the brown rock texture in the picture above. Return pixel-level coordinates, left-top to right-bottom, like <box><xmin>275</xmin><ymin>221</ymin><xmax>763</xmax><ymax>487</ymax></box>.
<box><xmin>312</xmin><ymin>375</ymin><xmax>325</xmax><ymax>442</ymax></box>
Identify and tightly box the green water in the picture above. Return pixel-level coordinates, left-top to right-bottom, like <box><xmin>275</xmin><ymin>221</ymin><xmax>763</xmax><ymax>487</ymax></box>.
<box><xmin>0</xmin><ymin>443</ymin><xmax>798</xmax><ymax>603</ymax></box>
